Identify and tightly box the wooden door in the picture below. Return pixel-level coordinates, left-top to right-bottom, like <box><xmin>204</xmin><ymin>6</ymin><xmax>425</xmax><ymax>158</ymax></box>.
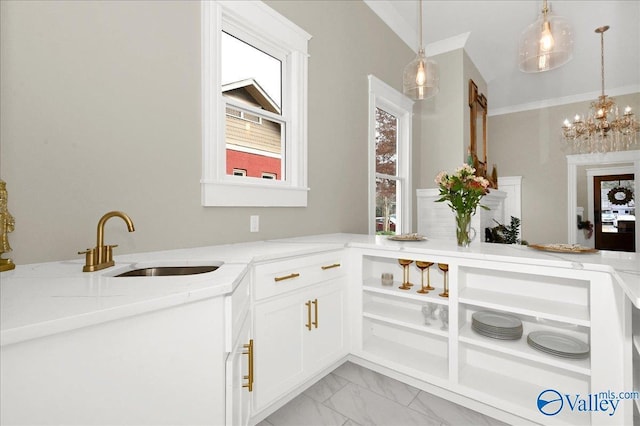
<box><xmin>594</xmin><ymin>173</ymin><xmax>635</xmax><ymax>252</ymax></box>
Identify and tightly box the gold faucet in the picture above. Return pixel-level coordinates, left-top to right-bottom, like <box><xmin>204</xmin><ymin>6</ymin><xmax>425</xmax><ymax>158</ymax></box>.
<box><xmin>79</xmin><ymin>211</ymin><xmax>135</xmax><ymax>272</ymax></box>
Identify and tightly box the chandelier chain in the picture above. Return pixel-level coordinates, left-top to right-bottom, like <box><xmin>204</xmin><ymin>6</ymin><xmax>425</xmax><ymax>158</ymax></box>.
<box><xmin>600</xmin><ymin>30</ymin><xmax>605</xmax><ymax>98</ymax></box>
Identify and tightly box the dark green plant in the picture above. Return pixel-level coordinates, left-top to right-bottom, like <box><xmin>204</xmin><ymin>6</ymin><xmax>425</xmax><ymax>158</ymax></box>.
<box><xmin>486</xmin><ymin>216</ymin><xmax>526</xmax><ymax>245</ymax></box>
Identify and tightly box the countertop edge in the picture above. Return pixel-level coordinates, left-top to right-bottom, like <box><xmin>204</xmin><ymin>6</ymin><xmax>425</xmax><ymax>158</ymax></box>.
<box><xmin>2</xmin><ymin>235</ymin><xmax>639</xmax><ymax>345</ymax></box>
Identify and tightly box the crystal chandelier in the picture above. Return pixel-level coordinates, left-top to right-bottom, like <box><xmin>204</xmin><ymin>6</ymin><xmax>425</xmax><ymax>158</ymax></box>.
<box><xmin>403</xmin><ymin>0</ymin><xmax>438</xmax><ymax>100</ymax></box>
<box><xmin>561</xmin><ymin>26</ymin><xmax>639</xmax><ymax>154</ymax></box>
<box><xmin>518</xmin><ymin>0</ymin><xmax>573</xmax><ymax>73</ymax></box>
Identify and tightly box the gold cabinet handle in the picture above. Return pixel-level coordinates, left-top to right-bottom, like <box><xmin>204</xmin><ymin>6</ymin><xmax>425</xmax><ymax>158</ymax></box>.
<box><xmin>321</xmin><ymin>263</ymin><xmax>341</xmax><ymax>270</ymax></box>
<box><xmin>274</xmin><ymin>273</ymin><xmax>300</xmax><ymax>282</ymax></box>
<box><xmin>242</xmin><ymin>339</ymin><xmax>254</xmax><ymax>392</ymax></box>
<box><xmin>305</xmin><ymin>300</ymin><xmax>312</xmax><ymax>330</ymax></box>
<box><xmin>312</xmin><ymin>298</ymin><xmax>318</xmax><ymax>329</ymax></box>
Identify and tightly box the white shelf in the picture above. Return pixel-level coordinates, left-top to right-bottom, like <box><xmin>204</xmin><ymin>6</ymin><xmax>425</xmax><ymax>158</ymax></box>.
<box><xmin>361</xmin><ymin>334</ymin><xmax>448</xmax><ymax>381</ymax></box>
<box><xmin>458</xmin><ymin>323</ymin><xmax>590</xmax><ymax>375</ymax></box>
<box><xmin>362</xmin><ymin>300</ymin><xmax>448</xmax><ymax>338</ymax></box>
<box><xmin>458</xmin><ymin>364</ymin><xmax>588</xmax><ymax>426</ymax></box>
<box><xmin>363</xmin><ymin>278</ymin><xmax>449</xmax><ymax>305</ymax></box>
<box><xmin>459</xmin><ymin>287</ymin><xmax>589</xmax><ymax>327</ymax></box>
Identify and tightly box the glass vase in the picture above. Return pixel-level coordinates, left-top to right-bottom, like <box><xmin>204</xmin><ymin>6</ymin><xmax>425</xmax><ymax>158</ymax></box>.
<box><xmin>455</xmin><ymin>212</ymin><xmax>475</xmax><ymax>247</ymax></box>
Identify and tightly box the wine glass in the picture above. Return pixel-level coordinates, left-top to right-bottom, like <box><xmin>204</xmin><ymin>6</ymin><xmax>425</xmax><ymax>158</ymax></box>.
<box><xmin>421</xmin><ymin>305</ymin><xmax>432</xmax><ymax>325</ymax></box>
<box><xmin>438</xmin><ymin>263</ymin><xmax>449</xmax><ymax>298</ymax></box>
<box><xmin>415</xmin><ymin>261</ymin><xmax>434</xmax><ymax>293</ymax></box>
<box><xmin>398</xmin><ymin>259</ymin><xmax>413</xmax><ymax>290</ymax></box>
<box><xmin>438</xmin><ymin>306</ymin><xmax>449</xmax><ymax>330</ymax></box>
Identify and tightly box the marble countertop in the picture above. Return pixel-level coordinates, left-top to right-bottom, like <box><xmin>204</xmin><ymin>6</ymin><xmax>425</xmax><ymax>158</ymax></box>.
<box><xmin>0</xmin><ymin>240</ymin><xmax>344</xmax><ymax>345</ymax></box>
<box><xmin>2</xmin><ymin>233</ymin><xmax>638</xmax><ymax>346</ymax></box>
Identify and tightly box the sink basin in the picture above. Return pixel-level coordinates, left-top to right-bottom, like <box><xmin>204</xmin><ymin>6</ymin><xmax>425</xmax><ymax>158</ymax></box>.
<box><xmin>115</xmin><ymin>265</ymin><xmax>219</xmax><ymax>277</ymax></box>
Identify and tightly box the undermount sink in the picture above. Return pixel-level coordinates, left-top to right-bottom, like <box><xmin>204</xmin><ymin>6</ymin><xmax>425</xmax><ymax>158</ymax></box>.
<box><xmin>115</xmin><ymin>265</ymin><xmax>219</xmax><ymax>277</ymax></box>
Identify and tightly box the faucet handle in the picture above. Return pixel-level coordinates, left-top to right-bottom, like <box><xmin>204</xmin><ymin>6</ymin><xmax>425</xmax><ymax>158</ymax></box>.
<box><xmin>104</xmin><ymin>245</ymin><xmax>119</xmax><ymax>263</ymax></box>
<box><xmin>78</xmin><ymin>248</ymin><xmax>96</xmax><ymax>270</ymax></box>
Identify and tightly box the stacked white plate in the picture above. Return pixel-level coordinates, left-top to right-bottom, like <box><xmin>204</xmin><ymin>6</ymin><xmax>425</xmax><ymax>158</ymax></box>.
<box><xmin>471</xmin><ymin>311</ymin><xmax>523</xmax><ymax>340</ymax></box>
<box><xmin>527</xmin><ymin>331</ymin><xmax>590</xmax><ymax>359</ymax></box>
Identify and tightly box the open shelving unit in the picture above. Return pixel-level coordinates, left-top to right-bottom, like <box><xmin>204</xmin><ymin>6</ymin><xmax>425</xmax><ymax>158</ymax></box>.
<box><xmin>356</xmin><ymin>252</ymin><xmax>614</xmax><ymax>426</ymax></box>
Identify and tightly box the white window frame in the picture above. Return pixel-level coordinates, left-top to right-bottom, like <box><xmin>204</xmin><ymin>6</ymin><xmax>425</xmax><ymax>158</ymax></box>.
<box><xmin>201</xmin><ymin>1</ymin><xmax>311</xmax><ymax>207</ymax></box>
<box><xmin>368</xmin><ymin>75</ymin><xmax>414</xmax><ymax>235</ymax></box>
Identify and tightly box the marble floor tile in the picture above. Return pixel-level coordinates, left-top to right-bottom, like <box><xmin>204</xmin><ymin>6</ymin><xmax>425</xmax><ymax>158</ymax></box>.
<box><xmin>324</xmin><ymin>383</ymin><xmax>441</xmax><ymax>426</ymax></box>
<box><xmin>331</xmin><ymin>362</ymin><xmax>420</xmax><ymax>406</ymax></box>
<box><xmin>408</xmin><ymin>391</ymin><xmax>509</xmax><ymax>426</ymax></box>
<box><xmin>265</xmin><ymin>393</ymin><xmax>349</xmax><ymax>426</ymax></box>
<box><xmin>304</xmin><ymin>372</ymin><xmax>350</xmax><ymax>403</ymax></box>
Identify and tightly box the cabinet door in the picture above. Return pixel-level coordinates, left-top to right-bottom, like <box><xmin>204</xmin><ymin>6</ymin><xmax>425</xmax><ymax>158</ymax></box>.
<box><xmin>226</xmin><ymin>314</ymin><xmax>252</xmax><ymax>426</ymax></box>
<box><xmin>253</xmin><ymin>291</ymin><xmax>306</xmax><ymax>412</ymax></box>
<box><xmin>304</xmin><ymin>278</ymin><xmax>347</xmax><ymax>375</ymax></box>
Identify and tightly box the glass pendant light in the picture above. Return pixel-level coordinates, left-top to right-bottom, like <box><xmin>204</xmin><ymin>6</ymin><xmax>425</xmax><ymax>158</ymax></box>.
<box><xmin>518</xmin><ymin>0</ymin><xmax>573</xmax><ymax>73</ymax></box>
<box><xmin>403</xmin><ymin>0</ymin><xmax>438</xmax><ymax>100</ymax></box>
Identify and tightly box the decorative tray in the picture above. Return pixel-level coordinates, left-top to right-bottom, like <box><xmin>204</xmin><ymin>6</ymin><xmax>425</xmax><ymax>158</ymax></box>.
<box><xmin>528</xmin><ymin>243</ymin><xmax>598</xmax><ymax>253</ymax></box>
<box><xmin>388</xmin><ymin>233</ymin><xmax>427</xmax><ymax>241</ymax></box>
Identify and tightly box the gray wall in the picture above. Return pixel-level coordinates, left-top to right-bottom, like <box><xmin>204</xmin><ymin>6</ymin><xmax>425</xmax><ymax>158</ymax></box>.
<box><xmin>0</xmin><ymin>0</ymin><xmax>414</xmax><ymax>264</ymax></box>
<box><xmin>489</xmin><ymin>92</ymin><xmax>640</xmax><ymax>243</ymax></box>
<box><xmin>416</xmin><ymin>48</ymin><xmax>486</xmax><ymax>189</ymax></box>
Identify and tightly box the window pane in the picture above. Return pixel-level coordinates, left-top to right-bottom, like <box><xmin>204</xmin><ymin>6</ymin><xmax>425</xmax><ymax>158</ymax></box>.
<box><xmin>375</xmin><ymin>107</ymin><xmax>397</xmax><ymax>176</ymax></box>
<box><xmin>221</xmin><ymin>32</ymin><xmax>282</xmax><ymax>112</ymax></box>
<box><xmin>225</xmin><ymin>110</ymin><xmax>283</xmax><ymax>180</ymax></box>
<box><xmin>222</xmin><ymin>32</ymin><xmax>284</xmax><ymax>180</ymax></box>
<box><xmin>376</xmin><ymin>178</ymin><xmax>398</xmax><ymax>234</ymax></box>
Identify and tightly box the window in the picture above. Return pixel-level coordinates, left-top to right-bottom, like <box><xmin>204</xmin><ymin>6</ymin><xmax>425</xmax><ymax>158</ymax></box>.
<box><xmin>201</xmin><ymin>1</ymin><xmax>311</xmax><ymax>206</ymax></box>
<box><xmin>368</xmin><ymin>75</ymin><xmax>413</xmax><ymax>235</ymax></box>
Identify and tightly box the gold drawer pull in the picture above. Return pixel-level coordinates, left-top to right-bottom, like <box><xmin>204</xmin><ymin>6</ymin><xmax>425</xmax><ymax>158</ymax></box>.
<box><xmin>274</xmin><ymin>273</ymin><xmax>300</xmax><ymax>282</ymax></box>
<box><xmin>242</xmin><ymin>339</ymin><xmax>254</xmax><ymax>392</ymax></box>
<box><xmin>321</xmin><ymin>263</ymin><xmax>341</xmax><ymax>270</ymax></box>
<box><xmin>305</xmin><ymin>300</ymin><xmax>312</xmax><ymax>330</ymax></box>
<box><xmin>312</xmin><ymin>298</ymin><xmax>318</xmax><ymax>329</ymax></box>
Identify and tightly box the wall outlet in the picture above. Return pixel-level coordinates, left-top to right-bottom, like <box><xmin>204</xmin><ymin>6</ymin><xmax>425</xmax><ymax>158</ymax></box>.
<box><xmin>250</xmin><ymin>215</ymin><xmax>259</xmax><ymax>232</ymax></box>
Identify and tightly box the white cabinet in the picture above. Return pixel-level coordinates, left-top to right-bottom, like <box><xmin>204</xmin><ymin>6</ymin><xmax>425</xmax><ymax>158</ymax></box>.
<box><xmin>354</xmin><ymin>251</ymin><xmax>632</xmax><ymax>426</ymax></box>
<box><xmin>633</xmin><ymin>307</ymin><xmax>640</xmax><ymax>423</ymax></box>
<box><xmin>226</xmin><ymin>315</ymin><xmax>252</xmax><ymax>426</ymax></box>
<box><xmin>1</xmin><ymin>297</ymin><xmax>227</xmax><ymax>425</ymax></box>
<box><xmin>252</xmin><ymin>251</ymin><xmax>347</xmax><ymax>413</ymax></box>
<box><xmin>225</xmin><ymin>271</ymin><xmax>252</xmax><ymax>426</ymax></box>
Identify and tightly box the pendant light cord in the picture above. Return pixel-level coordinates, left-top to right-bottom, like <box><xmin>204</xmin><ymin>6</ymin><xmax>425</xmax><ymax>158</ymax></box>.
<box><xmin>419</xmin><ymin>0</ymin><xmax>423</xmax><ymax>51</ymax></box>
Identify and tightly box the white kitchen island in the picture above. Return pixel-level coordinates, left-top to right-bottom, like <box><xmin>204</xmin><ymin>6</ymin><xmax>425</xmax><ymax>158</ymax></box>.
<box><xmin>1</xmin><ymin>234</ymin><xmax>638</xmax><ymax>425</ymax></box>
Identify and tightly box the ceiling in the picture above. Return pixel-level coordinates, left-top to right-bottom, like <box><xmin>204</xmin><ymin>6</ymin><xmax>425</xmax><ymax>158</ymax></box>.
<box><xmin>364</xmin><ymin>1</ymin><xmax>640</xmax><ymax>115</ymax></box>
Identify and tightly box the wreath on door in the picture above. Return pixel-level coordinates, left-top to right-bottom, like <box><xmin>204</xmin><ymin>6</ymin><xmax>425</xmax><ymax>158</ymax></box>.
<box><xmin>607</xmin><ymin>187</ymin><xmax>633</xmax><ymax>205</ymax></box>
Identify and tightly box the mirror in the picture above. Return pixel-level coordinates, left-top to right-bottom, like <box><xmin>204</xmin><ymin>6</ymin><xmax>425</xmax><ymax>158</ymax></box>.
<box><xmin>469</xmin><ymin>79</ymin><xmax>489</xmax><ymax>181</ymax></box>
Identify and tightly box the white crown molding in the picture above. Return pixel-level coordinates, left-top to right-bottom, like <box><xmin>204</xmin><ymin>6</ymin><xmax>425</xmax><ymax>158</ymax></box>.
<box><xmin>489</xmin><ymin>85</ymin><xmax>640</xmax><ymax>117</ymax></box>
<box><xmin>425</xmin><ymin>32</ymin><xmax>469</xmax><ymax>57</ymax></box>
<box><xmin>363</xmin><ymin>0</ymin><xmax>417</xmax><ymax>51</ymax></box>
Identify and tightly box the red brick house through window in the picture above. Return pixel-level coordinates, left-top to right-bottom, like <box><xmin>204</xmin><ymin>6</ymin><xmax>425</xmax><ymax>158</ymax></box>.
<box><xmin>223</xmin><ymin>79</ymin><xmax>282</xmax><ymax>180</ymax></box>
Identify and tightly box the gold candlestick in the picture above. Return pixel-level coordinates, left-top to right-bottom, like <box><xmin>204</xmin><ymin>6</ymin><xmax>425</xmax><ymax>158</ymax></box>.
<box><xmin>0</xmin><ymin>180</ymin><xmax>16</xmax><ymax>272</ymax></box>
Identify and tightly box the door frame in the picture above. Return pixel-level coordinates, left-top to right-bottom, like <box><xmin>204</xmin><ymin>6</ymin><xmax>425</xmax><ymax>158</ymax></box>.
<box><xmin>567</xmin><ymin>150</ymin><xmax>640</xmax><ymax>252</ymax></box>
